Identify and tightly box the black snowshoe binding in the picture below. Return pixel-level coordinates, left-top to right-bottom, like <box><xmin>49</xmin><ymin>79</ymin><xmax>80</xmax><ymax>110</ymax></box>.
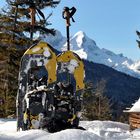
<box><xmin>40</xmin><ymin>82</ymin><xmax>83</xmax><ymax>132</ymax></box>
<box><xmin>22</xmin><ymin>81</ymin><xmax>83</xmax><ymax>132</ymax></box>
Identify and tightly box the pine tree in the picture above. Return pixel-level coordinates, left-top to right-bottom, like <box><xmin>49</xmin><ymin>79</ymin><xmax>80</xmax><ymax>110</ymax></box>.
<box><xmin>0</xmin><ymin>0</ymin><xmax>60</xmax><ymax>117</ymax></box>
<box><xmin>0</xmin><ymin>0</ymin><xmax>60</xmax><ymax>47</ymax></box>
<box><xmin>136</xmin><ymin>30</ymin><xmax>140</xmax><ymax>48</ymax></box>
<box><xmin>0</xmin><ymin>46</ymin><xmax>8</xmax><ymax>117</ymax></box>
<box><xmin>82</xmin><ymin>80</ymin><xmax>112</xmax><ymax>121</ymax></box>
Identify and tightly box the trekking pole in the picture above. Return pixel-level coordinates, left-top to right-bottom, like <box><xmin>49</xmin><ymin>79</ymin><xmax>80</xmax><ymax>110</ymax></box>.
<box><xmin>29</xmin><ymin>2</ymin><xmax>36</xmax><ymax>41</ymax></box>
<box><xmin>62</xmin><ymin>7</ymin><xmax>76</xmax><ymax>51</ymax></box>
<box><xmin>62</xmin><ymin>7</ymin><xmax>76</xmax><ymax>84</ymax></box>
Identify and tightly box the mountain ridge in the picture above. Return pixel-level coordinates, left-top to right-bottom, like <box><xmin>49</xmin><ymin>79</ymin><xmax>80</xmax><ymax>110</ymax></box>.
<box><xmin>40</xmin><ymin>30</ymin><xmax>140</xmax><ymax>79</ymax></box>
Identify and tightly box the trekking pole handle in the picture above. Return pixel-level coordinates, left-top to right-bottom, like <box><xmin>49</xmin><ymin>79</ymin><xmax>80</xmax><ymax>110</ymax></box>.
<box><xmin>62</xmin><ymin>7</ymin><xmax>76</xmax><ymax>26</ymax></box>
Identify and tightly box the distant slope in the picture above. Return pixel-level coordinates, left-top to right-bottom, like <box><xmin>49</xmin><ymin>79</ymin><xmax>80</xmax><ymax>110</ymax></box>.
<box><xmin>84</xmin><ymin>60</ymin><xmax>140</xmax><ymax>112</ymax></box>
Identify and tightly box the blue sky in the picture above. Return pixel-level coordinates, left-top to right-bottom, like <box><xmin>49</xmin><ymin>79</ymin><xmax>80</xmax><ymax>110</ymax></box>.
<box><xmin>1</xmin><ymin>0</ymin><xmax>140</xmax><ymax>60</ymax></box>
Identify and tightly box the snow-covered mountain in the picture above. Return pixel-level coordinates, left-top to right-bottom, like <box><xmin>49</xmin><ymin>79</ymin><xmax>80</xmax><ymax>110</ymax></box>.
<box><xmin>40</xmin><ymin>30</ymin><xmax>140</xmax><ymax>78</ymax></box>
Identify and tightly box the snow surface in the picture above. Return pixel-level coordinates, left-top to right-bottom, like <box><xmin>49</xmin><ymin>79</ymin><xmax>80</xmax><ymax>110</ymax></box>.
<box><xmin>43</xmin><ymin>49</ymin><xmax>51</xmax><ymax>58</ymax></box>
<box><xmin>126</xmin><ymin>98</ymin><xmax>140</xmax><ymax>112</ymax></box>
<box><xmin>67</xmin><ymin>59</ymin><xmax>79</xmax><ymax>73</ymax></box>
<box><xmin>0</xmin><ymin>119</ymin><xmax>140</xmax><ymax>140</ymax></box>
<box><xmin>40</xmin><ymin>30</ymin><xmax>140</xmax><ymax>79</ymax></box>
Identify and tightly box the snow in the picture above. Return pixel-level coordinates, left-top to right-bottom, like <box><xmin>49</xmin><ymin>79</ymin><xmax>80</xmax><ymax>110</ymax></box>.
<box><xmin>41</xmin><ymin>30</ymin><xmax>140</xmax><ymax>79</ymax></box>
<box><xmin>24</xmin><ymin>56</ymin><xmax>49</xmax><ymax>73</ymax></box>
<box><xmin>126</xmin><ymin>98</ymin><xmax>140</xmax><ymax>112</ymax></box>
<box><xmin>58</xmin><ymin>59</ymin><xmax>79</xmax><ymax>74</ymax></box>
<box><xmin>43</xmin><ymin>48</ymin><xmax>51</xmax><ymax>58</ymax></box>
<box><xmin>74</xmin><ymin>49</ymin><xmax>87</xmax><ymax>59</ymax></box>
<box><xmin>32</xmin><ymin>47</ymin><xmax>41</xmax><ymax>53</ymax></box>
<box><xmin>1</xmin><ymin>119</ymin><xmax>140</xmax><ymax>140</ymax></box>
<box><xmin>36</xmin><ymin>85</ymin><xmax>47</xmax><ymax>90</ymax></box>
<box><xmin>67</xmin><ymin>59</ymin><xmax>79</xmax><ymax>73</ymax></box>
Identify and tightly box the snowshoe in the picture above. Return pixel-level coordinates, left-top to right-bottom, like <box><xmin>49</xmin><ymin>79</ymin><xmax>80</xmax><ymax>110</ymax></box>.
<box><xmin>16</xmin><ymin>41</ymin><xmax>57</xmax><ymax>130</ymax></box>
<box><xmin>16</xmin><ymin>42</ymin><xmax>85</xmax><ymax>132</ymax></box>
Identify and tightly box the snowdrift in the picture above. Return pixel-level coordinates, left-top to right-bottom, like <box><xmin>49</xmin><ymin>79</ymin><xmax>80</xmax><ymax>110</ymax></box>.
<box><xmin>0</xmin><ymin>119</ymin><xmax>140</xmax><ymax>140</ymax></box>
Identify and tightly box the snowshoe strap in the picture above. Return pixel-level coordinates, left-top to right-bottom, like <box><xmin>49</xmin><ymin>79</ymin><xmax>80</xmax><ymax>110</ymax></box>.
<box><xmin>67</xmin><ymin>114</ymin><xmax>76</xmax><ymax>123</ymax></box>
